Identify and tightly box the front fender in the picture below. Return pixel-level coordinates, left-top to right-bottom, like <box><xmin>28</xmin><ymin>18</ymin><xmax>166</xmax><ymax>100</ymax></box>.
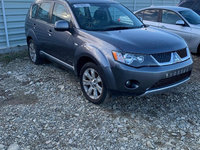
<box><xmin>26</xmin><ymin>29</ymin><xmax>39</xmax><ymax>45</ymax></box>
<box><xmin>189</xmin><ymin>37</ymin><xmax>200</xmax><ymax>53</ymax></box>
<box><xmin>74</xmin><ymin>43</ymin><xmax>117</xmax><ymax>90</ymax></box>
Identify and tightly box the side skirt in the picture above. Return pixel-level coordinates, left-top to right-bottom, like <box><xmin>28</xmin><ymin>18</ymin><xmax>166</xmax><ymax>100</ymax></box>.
<box><xmin>40</xmin><ymin>51</ymin><xmax>75</xmax><ymax>71</ymax></box>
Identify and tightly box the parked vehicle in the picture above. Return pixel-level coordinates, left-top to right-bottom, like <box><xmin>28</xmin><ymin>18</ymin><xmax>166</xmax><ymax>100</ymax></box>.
<box><xmin>25</xmin><ymin>0</ymin><xmax>193</xmax><ymax>104</ymax></box>
<box><xmin>178</xmin><ymin>0</ymin><xmax>200</xmax><ymax>15</ymax></box>
<box><xmin>135</xmin><ymin>6</ymin><xmax>200</xmax><ymax>54</ymax></box>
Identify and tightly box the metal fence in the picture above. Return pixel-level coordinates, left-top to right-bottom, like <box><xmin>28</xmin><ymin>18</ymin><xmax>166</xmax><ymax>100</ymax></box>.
<box><xmin>117</xmin><ymin>0</ymin><xmax>180</xmax><ymax>11</ymax></box>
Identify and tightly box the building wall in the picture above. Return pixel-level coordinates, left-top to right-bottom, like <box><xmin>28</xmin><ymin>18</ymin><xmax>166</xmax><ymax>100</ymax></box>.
<box><xmin>0</xmin><ymin>0</ymin><xmax>33</xmax><ymax>51</ymax></box>
<box><xmin>0</xmin><ymin>0</ymin><xmax>180</xmax><ymax>52</ymax></box>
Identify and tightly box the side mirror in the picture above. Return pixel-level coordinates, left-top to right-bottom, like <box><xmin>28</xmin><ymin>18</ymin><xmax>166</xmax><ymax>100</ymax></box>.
<box><xmin>176</xmin><ymin>20</ymin><xmax>185</xmax><ymax>26</ymax></box>
<box><xmin>54</xmin><ymin>20</ymin><xmax>70</xmax><ymax>31</ymax></box>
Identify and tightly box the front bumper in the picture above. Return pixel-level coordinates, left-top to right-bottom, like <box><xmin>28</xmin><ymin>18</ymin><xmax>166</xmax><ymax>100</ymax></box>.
<box><xmin>110</xmin><ymin>58</ymin><xmax>193</xmax><ymax>96</ymax></box>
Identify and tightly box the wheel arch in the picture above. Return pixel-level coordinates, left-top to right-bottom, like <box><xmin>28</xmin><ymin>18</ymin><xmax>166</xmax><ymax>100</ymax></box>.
<box><xmin>76</xmin><ymin>55</ymin><xmax>98</xmax><ymax>77</ymax></box>
<box><xmin>74</xmin><ymin>44</ymin><xmax>117</xmax><ymax>90</ymax></box>
<box><xmin>26</xmin><ymin>29</ymin><xmax>38</xmax><ymax>45</ymax></box>
<box><xmin>26</xmin><ymin>36</ymin><xmax>32</xmax><ymax>44</ymax></box>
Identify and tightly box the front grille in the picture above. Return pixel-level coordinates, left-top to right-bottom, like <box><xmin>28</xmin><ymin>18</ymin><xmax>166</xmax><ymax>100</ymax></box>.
<box><xmin>177</xmin><ymin>48</ymin><xmax>187</xmax><ymax>58</ymax></box>
<box><xmin>151</xmin><ymin>48</ymin><xmax>188</xmax><ymax>64</ymax></box>
<box><xmin>152</xmin><ymin>52</ymin><xmax>171</xmax><ymax>63</ymax></box>
<box><xmin>150</xmin><ymin>71</ymin><xmax>191</xmax><ymax>90</ymax></box>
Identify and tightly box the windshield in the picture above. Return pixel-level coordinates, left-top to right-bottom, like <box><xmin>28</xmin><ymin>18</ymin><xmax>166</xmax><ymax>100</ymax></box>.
<box><xmin>71</xmin><ymin>3</ymin><xmax>144</xmax><ymax>31</ymax></box>
<box><xmin>179</xmin><ymin>9</ymin><xmax>200</xmax><ymax>25</ymax></box>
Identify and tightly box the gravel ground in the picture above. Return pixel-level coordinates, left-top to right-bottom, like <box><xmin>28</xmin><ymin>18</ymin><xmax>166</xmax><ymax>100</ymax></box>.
<box><xmin>0</xmin><ymin>51</ymin><xmax>200</xmax><ymax>150</ymax></box>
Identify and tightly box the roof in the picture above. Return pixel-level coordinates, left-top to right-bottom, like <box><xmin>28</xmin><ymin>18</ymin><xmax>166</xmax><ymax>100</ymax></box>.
<box><xmin>136</xmin><ymin>6</ymin><xmax>191</xmax><ymax>12</ymax></box>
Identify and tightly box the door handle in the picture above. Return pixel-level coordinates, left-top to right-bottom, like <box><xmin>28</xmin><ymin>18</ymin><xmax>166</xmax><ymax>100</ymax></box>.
<box><xmin>33</xmin><ymin>23</ymin><xmax>36</xmax><ymax>29</ymax></box>
<box><xmin>161</xmin><ymin>26</ymin><xmax>167</xmax><ymax>29</ymax></box>
<box><xmin>48</xmin><ymin>29</ymin><xmax>52</xmax><ymax>36</ymax></box>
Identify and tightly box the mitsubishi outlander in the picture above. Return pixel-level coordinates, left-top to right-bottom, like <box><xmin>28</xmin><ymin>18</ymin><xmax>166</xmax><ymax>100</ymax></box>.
<box><xmin>25</xmin><ymin>0</ymin><xmax>193</xmax><ymax>104</ymax></box>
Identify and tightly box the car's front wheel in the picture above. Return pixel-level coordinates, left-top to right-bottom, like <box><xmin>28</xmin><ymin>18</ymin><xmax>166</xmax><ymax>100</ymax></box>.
<box><xmin>80</xmin><ymin>62</ymin><xmax>109</xmax><ymax>104</ymax></box>
<box><xmin>28</xmin><ymin>39</ymin><xmax>43</xmax><ymax>65</ymax></box>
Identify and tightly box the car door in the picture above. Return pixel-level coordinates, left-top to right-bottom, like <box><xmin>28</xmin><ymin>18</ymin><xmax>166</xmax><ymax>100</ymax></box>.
<box><xmin>158</xmin><ymin>10</ymin><xmax>192</xmax><ymax>45</ymax></box>
<box><xmin>34</xmin><ymin>2</ymin><xmax>53</xmax><ymax>51</ymax></box>
<box><xmin>47</xmin><ymin>2</ymin><xmax>74</xmax><ymax>65</ymax></box>
<box><xmin>139</xmin><ymin>9</ymin><xmax>160</xmax><ymax>27</ymax></box>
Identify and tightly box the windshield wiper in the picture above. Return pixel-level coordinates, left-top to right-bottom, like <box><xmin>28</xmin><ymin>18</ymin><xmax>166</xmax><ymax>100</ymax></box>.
<box><xmin>134</xmin><ymin>25</ymin><xmax>146</xmax><ymax>28</ymax></box>
<box><xmin>102</xmin><ymin>26</ymin><xmax>135</xmax><ymax>31</ymax></box>
<box><xmin>102</xmin><ymin>25</ymin><xmax>145</xmax><ymax>31</ymax></box>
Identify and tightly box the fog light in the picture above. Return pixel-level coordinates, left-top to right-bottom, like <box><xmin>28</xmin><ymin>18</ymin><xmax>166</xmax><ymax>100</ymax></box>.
<box><xmin>125</xmin><ymin>80</ymin><xmax>139</xmax><ymax>89</ymax></box>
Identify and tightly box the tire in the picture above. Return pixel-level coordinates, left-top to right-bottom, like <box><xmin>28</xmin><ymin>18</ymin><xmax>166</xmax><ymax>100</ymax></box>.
<box><xmin>28</xmin><ymin>39</ymin><xmax>44</xmax><ymax>65</ymax></box>
<box><xmin>80</xmin><ymin>62</ymin><xmax>109</xmax><ymax>104</ymax></box>
<box><xmin>198</xmin><ymin>44</ymin><xmax>200</xmax><ymax>55</ymax></box>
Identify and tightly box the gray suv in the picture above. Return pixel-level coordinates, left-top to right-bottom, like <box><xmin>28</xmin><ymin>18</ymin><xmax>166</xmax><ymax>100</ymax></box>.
<box><xmin>25</xmin><ymin>0</ymin><xmax>193</xmax><ymax>104</ymax></box>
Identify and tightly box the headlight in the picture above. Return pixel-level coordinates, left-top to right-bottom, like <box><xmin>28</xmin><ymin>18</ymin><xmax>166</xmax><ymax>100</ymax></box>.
<box><xmin>112</xmin><ymin>51</ymin><xmax>158</xmax><ymax>67</ymax></box>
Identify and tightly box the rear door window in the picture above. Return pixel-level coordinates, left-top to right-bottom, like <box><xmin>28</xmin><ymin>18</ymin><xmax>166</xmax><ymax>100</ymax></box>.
<box><xmin>162</xmin><ymin>10</ymin><xmax>182</xmax><ymax>25</ymax></box>
<box><xmin>143</xmin><ymin>9</ymin><xmax>159</xmax><ymax>22</ymax></box>
<box><xmin>37</xmin><ymin>2</ymin><xmax>52</xmax><ymax>22</ymax></box>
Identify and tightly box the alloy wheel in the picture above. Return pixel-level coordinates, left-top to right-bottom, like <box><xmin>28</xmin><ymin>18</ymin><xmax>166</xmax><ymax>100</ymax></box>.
<box><xmin>82</xmin><ymin>68</ymin><xmax>103</xmax><ymax>100</ymax></box>
<box><xmin>29</xmin><ymin>42</ymin><xmax>37</xmax><ymax>63</ymax></box>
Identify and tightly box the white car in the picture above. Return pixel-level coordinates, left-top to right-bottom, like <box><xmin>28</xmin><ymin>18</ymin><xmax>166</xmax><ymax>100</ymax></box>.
<box><xmin>135</xmin><ymin>6</ymin><xmax>200</xmax><ymax>54</ymax></box>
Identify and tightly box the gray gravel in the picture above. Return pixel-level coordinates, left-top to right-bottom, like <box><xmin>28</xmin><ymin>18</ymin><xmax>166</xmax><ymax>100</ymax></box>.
<box><xmin>0</xmin><ymin>52</ymin><xmax>200</xmax><ymax>150</ymax></box>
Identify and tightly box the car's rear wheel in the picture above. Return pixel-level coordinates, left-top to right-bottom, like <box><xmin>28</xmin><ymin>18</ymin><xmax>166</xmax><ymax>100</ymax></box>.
<box><xmin>28</xmin><ymin>39</ymin><xmax>43</xmax><ymax>65</ymax></box>
<box><xmin>80</xmin><ymin>62</ymin><xmax>109</xmax><ymax>104</ymax></box>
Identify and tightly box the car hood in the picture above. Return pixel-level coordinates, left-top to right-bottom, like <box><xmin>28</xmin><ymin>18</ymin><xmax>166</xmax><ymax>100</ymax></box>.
<box><xmin>86</xmin><ymin>27</ymin><xmax>186</xmax><ymax>54</ymax></box>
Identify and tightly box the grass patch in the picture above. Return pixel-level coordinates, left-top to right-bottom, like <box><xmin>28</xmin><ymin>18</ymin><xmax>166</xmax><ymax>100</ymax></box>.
<box><xmin>0</xmin><ymin>50</ymin><xmax>28</xmax><ymax>64</ymax></box>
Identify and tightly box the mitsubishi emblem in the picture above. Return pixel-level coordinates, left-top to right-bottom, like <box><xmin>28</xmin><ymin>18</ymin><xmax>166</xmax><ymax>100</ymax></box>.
<box><xmin>173</xmin><ymin>52</ymin><xmax>181</xmax><ymax>63</ymax></box>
